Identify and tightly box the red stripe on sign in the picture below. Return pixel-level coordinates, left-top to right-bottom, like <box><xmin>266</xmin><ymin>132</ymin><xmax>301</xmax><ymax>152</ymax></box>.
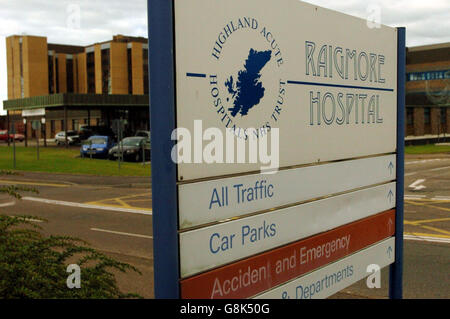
<box><xmin>180</xmin><ymin>209</ymin><xmax>395</xmax><ymax>299</ymax></box>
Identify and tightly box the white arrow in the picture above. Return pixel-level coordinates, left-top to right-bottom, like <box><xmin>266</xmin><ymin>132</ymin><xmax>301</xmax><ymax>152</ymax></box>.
<box><xmin>388</xmin><ymin>218</ymin><xmax>393</xmax><ymax>233</ymax></box>
<box><xmin>409</xmin><ymin>179</ymin><xmax>426</xmax><ymax>191</ymax></box>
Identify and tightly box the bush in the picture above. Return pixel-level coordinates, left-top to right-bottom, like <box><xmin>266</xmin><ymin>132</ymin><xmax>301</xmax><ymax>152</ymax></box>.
<box><xmin>0</xmin><ymin>172</ymin><xmax>142</xmax><ymax>298</ymax></box>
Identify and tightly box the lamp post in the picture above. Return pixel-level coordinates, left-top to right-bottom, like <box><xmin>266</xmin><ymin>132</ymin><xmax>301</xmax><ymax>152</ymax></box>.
<box><xmin>23</xmin><ymin>118</ymin><xmax>28</xmax><ymax>147</ymax></box>
<box><xmin>41</xmin><ymin>118</ymin><xmax>47</xmax><ymax>147</ymax></box>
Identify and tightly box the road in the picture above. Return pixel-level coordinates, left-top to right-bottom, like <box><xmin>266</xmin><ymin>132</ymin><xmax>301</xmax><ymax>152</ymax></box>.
<box><xmin>1</xmin><ymin>153</ymin><xmax>449</xmax><ymax>299</ymax></box>
<box><xmin>333</xmin><ymin>153</ymin><xmax>450</xmax><ymax>299</ymax></box>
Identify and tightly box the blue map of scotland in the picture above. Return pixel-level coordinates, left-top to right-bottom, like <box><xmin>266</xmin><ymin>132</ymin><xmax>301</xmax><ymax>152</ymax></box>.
<box><xmin>225</xmin><ymin>49</ymin><xmax>272</xmax><ymax>117</ymax></box>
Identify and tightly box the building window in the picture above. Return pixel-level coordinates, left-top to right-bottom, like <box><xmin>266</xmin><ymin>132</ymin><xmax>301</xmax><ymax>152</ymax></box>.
<box><xmin>424</xmin><ymin>107</ymin><xmax>431</xmax><ymax>125</ymax></box>
<box><xmin>143</xmin><ymin>48</ymin><xmax>149</xmax><ymax>95</ymax></box>
<box><xmin>72</xmin><ymin>119</ymin><xmax>79</xmax><ymax>131</ymax></box>
<box><xmin>66</xmin><ymin>58</ymin><xmax>74</xmax><ymax>93</ymax></box>
<box><xmin>407</xmin><ymin>108</ymin><xmax>414</xmax><ymax>125</ymax></box>
<box><xmin>19</xmin><ymin>37</ymin><xmax>24</xmax><ymax>98</ymax></box>
<box><xmin>61</xmin><ymin>119</ymin><xmax>65</xmax><ymax>131</ymax></box>
<box><xmin>441</xmin><ymin>108</ymin><xmax>447</xmax><ymax>124</ymax></box>
<box><xmin>101</xmin><ymin>48</ymin><xmax>110</xmax><ymax>94</ymax></box>
<box><xmin>87</xmin><ymin>52</ymin><xmax>96</xmax><ymax>93</ymax></box>
<box><xmin>48</xmin><ymin>55</ymin><xmax>55</xmax><ymax>94</ymax></box>
<box><xmin>55</xmin><ymin>56</ymin><xmax>60</xmax><ymax>93</ymax></box>
<box><xmin>127</xmin><ymin>48</ymin><xmax>133</xmax><ymax>94</ymax></box>
<box><xmin>51</xmin><ymin>120</ymin><xmax>55</xmax><ymax>136</ymax></box>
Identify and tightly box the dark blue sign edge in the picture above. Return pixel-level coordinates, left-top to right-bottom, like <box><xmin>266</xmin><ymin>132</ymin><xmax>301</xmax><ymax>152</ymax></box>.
<box><xmin>389</xmin><ymin>26</ymin><xmax>406</xmax><ymax>299</ymax></box>
<box><xmin>148</xmin><ymin>0</ymin><xmax>180</xmax><ymax>299</ymax></box>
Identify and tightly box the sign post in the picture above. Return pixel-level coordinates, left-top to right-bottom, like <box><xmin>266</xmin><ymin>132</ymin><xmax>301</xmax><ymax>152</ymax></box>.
<box><xmin>148</xmin><ymin>0</ymin><xmax>180</xmax><ymax>299</ymax></box>
<box><xmin>390</xmin><ymin>26</ymin><xmax>406</xmax><ymax>299</ymax></box>
<box><xmin>148</xmin><ymin>0</ymin><xmax>404</xmax><ymax>299</ymax></box>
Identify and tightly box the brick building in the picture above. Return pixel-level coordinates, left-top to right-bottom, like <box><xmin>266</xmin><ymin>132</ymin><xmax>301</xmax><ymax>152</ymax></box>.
<box><xmin>3</xmin><ymin>34</ymin><xmax>149</xmax><ymax>140</ymax></box>
<box><xmin>406</xmin><ymin>42</ymin><xmax>450</xmax><ymax>138</ymax></box>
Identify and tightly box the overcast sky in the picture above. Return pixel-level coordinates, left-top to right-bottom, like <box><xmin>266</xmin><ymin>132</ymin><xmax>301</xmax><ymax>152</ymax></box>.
<box><xmin>1</xmin><ymin>0</ymin><xmax>449</xmax><ymax>114</ymax></box>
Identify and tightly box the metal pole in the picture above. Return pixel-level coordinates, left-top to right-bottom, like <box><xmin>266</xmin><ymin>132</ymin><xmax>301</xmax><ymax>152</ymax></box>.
<box><xmin>148</xmin><ymin>0</ymin><xmax>180</xmax><ymax>298</ymax></box>
<box><xmin>36</xmin><ymin>123</ymin><xmax>40</xmax><ymax>161</ymax></box>
<box><xmin>118</xmin><ymin>119</ymin><xmax>122</xmax><ymax>170</ymax></box>
<box><xmin>389</xmin><ymin>26</ymin><xmax>405</xmax><ymax>300</ymax></box>
<box><xmin>24</xmin><ymin>119</ymin><xmax>28</xmax><ymax>147</ymax></box>
<box><xmin>64</xmin><ymin>106</ymin><xmax>68</xmax><ymax>148</ymax></box>
<box><xmin>12</xmin><ymin>121</ymin><xmax>16</xmax><ymax>169</ymax></box>
<box><xmin>7</xmin><ymin>111</ymin><xmax>10</xmax><ymax>147</ymax></box>
<box><xmin>43</xmin><ymin>118</ymin><xmax>47</xmax><ymax>147</ymax></box>
<box><xmin>142</xmin><ymin>141</ymin><xmax>145</xmax><ymax>165</ymax></box>
<box><xmin>90</xmin><ymin>139</ymin><xmax>92</xmax><ymax>160</ymax></box>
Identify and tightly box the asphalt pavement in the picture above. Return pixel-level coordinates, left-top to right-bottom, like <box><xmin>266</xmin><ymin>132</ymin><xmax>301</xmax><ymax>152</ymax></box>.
<box><xmin>1</xmin><ymin>152</ymin><xmax>449</xmax><ymax>299</ymax></box>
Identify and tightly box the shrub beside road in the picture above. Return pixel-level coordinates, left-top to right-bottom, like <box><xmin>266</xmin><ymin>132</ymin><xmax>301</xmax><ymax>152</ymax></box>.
<box><xmin>0</xmin><ymin>146</ymin><xmax>151</xmax><ymax>177</ymax></box>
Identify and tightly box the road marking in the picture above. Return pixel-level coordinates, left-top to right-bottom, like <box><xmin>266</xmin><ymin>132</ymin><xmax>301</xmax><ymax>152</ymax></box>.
<box><xmin>405</xmin><ymin>159</ymin><xmax>442</xmax><ymax>165</ymax></box>
<box><xmin>85</xmin><ymin>192</ymin><xmax>152</xmax><ymax>210</ymax></box>
<box><xmin>408</xmin><ymin>179</ymin><xmax>426</xmax><ymax>191</ymax></box>
<box><xmin>114</xmin><ymin>198</ymin><xmax>133</xmax><ymax>208</ymax></box>
<box><xmin>90</xmin><ymin>228</ymin><xmax>153</xmax><ymax>239</ymax></box>
<box><xmin>404</xmin><ymin>194</ymin><xmax>426</xmax><ymax>200</ymax></box>
<box><xmin>0</xmin><ymin>201</ymin><xmax>15</xmax><ymax>208</ymax></box>
<box><xmin>431</xmin><ymin>196</ymin><xmax>450</xmax><ymax>201</ymax></box>
<box><xmin>0</xmin><ymin>180</ymin><xmax>70</xmax><ymax>188</ymax></box>
<box><xmin>405</xmin><ymin>217</ymin><xmax>450</xmax><ymax>225</ymax></box>
<box><xmin>8</xmin><ymin>216</ymin><xmax>43</xmax><ymax>223</ymax></box>
<box><xmin>404</xmin><ymin>233</ymin><xmax>450</xmax><ymax>244</ymax></box>
<box><xmin>21</xmin><ymin>197</ymin><xmax>153</xmax><ymax>215</ymax></box>
<box><xmin>429</xmin><ymin>166</ymin><xmax>450</xmax><ymax>172</ymax></box>
<box><xmin>419</xmin><ymin>225</ymin><xmax>450</xmax><ymax>236</ymax></box>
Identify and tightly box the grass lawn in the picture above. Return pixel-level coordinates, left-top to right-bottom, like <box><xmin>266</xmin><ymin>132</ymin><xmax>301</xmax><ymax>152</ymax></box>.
<box><xmin>405</xmin><ymin>144</ymin><xmax>450</xmax><ymax>155</ymax></box>
<box><xmin>0</xmin><ymin>146</ymin><xmax>151</xmax><ymax>177</ymax></box>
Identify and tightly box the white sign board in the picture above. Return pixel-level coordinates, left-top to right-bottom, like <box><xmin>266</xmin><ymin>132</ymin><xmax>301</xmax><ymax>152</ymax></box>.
<box><xmin>175</xmin><ymin>0</ymin><xmax>397</xmax><ymax>181</ymax></box>
<box><xmin>180</xmin><ymin>182</ymin><xmax>395</xmax><ymax>278</ymax></box>
<box><xmin>22</xmin><ymin>108</ymin><xmax>45</xmax><ymax>117</ymax></box>
<box><xmin>179</xmin><ymin>154</ymin><xmax>396</xmax><ymax>229</ymax></box>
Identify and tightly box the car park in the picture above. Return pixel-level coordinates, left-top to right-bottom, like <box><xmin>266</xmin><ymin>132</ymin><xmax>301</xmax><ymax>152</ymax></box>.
<box><xmin>55</xmin><ymin>131</ymin><xmax>81</xmax><ymax>145</ymax></box>
<box><xmin>108</xmin><ymin>136</ymin><xmax>151</xmax><ymax>162</ymax></box>
<box><xmin>80</xmin><ymin>135</ymin><xmax>115</xmax><ymax>159</ymax></box>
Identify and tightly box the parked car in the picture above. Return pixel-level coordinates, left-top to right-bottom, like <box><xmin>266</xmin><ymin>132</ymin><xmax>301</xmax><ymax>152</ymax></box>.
<box><xmin>135</xmin><ymin>130</ymin><xmax>150</xmax><ymax>139</ymax></box>
<box><xmin>80</xmin><ymin>136</ymin><xmax>115</xmax><ymax>159</ymax></box>
<box><xmin>0</xmin><ymin>130</ymin><xmax>9</xmax><ymax>142</ymax></box>
<box><xmin>108</xmin><ymin>136</ymin><xmax>151</xmax><ymax>162</ymax></box>
<box><xmin>0</xmin><ymin>130</ymin><xmax>25</xmax><ymax>142</ymax></box>
<box><xmin>135</xmin><ymin>131</ymin><xmax>151</xmax><ymax>154</ymax></box>
<box><xmin>55</xmin><ymin>131</ymin><xmax>81</xmax><ymax>145</ymax></box>
<box><xmin>79</xmin><ymin>125</ymin><xmax>116</xmax><ymax>142</ymax></box>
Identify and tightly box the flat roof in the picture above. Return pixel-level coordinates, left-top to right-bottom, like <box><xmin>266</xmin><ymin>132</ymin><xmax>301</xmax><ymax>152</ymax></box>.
<box><xmin>408</xmin><ymin>42</ymin><xmax>450</xmax><ymax>52</ymax></box>
<box><xmin>3</xmin><ymin>93</ymin><xmax>149</xmax><ymax>111</ymax></box>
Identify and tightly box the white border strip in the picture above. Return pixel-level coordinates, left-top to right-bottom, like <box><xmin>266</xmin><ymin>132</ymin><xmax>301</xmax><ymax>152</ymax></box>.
<box><xmin>404</xmin><ymin>234</ymin><xmax>450</xmax><ymax>244</ymax></box>
<box><xmin>0</xmin><ymin>201</ymin><xmax>16</xmax><ymax>208</ymax></box>
<box><xmin>91</xmin><ymin>228</ymin><xmax>153</xmax><ymax>239</ymax></box>
<box><xmin>21</xmin><ymin>197</ymin><xmax>152</xmax><ymax>215</ymax></box>
<box><xmin>179</xmin><ymin>155</ymin><xmax>396</xmax><ymax>229</ymax></box>
<box><xmin>254</xmin><ymin>237</ymin><xmax>395</xmax><ymax>299</ymax></box>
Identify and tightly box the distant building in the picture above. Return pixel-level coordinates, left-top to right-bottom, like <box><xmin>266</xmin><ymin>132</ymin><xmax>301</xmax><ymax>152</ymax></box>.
<box><xmin>406</xmin><ymin>42</ymin><xmax>450</xmax><ymax>138</ymax></box>
<box><xmin>3</xmin><ymin>34</ymin><xmax>149</xmax><ymax>140</ymax></box>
